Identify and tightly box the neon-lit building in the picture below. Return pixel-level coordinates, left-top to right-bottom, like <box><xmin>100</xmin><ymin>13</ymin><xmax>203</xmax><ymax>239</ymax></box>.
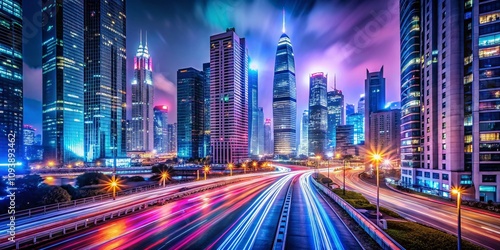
<box><xmin>153</xmin><ymin>106</ymin><xmax>168</xmax><ymax>153</ymax></box>
<box><xmin>42</xmin><ymin>0</ymin><xmax>84</xmax><ymax>164</ymax></box>
<box><xmin>248</xmin><ymin>64</ymin><xmax>259</xmax><ymax>156</ymax></box>
<box><xmin>327</xmin><ymin>76</ymin><xmax>344</xmax><ymax>151</ymax></box>
<box><xmin>308</xmin><ymin>72</ymin><xmax>328</xmax><ymax>156</ymax></box>
<box><xmin>131</xmin><ymin>32</ymin><xmax>154</xmax><ymax>152</ymax></box>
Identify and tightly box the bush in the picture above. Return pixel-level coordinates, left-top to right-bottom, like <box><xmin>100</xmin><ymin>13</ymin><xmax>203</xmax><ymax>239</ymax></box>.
<box><xmin>127</xmin><ymin>176</ymin><xmax>145</xmax><ymax>182</ymax></box>
<box><xmin>386</xmin><ymin>221</ymin><xmax>483</xmax><ymax>250</ymax></box>
<box><xmin>61</xmin><ymin>184</ymin><xmax>79</xmax><ymax>199</ymax></box>
<box><xmin>76</xmin><ymin>172</ymin><xmax>106</xmax><ymax>187</ymax></box>
<box><xmin>38</xmin><ymin>185</ymin><xmax>71</xmax><ymax>205</ymax></box>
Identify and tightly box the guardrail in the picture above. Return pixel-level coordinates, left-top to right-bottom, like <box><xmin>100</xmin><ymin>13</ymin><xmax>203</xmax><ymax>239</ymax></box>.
<box><xmin>4</xmin><ymin>179</ymin><xmax>242</xmax><ymax>250</ymax></box>
<box><xmin>272</xmin><ymin>177</ymin><xmax>294</xmax><ymax>250</ymax></box>
<box><xmin>311</xmin><ymin>178</ymin><xmax>404</xmax><ymax>250</ymax></box>
<box><xmin>0</xmin><ymin>183</ymin><xmax>164</xmax><ymax>221</ymax></box>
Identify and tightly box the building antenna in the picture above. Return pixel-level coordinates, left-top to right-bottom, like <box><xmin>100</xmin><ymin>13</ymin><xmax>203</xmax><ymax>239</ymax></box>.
<box><xmin>145</xmin><ymin>30</ymin><xmax>148</xmax><ymax>47</ymax></box>
<box><xmin>282</xmin><ymin>8</ymin><xmax>286</xmax><ymax>33</ymax></box>
<box><xmin>334</xmin><ymin>74</ymin><xmax>337</xmax><ymax>90</ymax></box>
<box><xmin>139</xmin><ymin>29</ymin><xmax>142</xmax><ymax>46</ymax></box>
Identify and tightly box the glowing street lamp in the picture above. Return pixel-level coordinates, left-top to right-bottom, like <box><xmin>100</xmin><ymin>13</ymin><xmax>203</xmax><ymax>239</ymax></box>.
<box><xmin>252</xmin><ymin>161</ymin><xmax>257</xmax><ymax>171</ymax></box>
<box><xmin>160</xmin><ymin>171</ymin><xmax>170</xmax><ymax>187</ymax></box>
<box><xmin>451</xmin><ymin>186</ymin><xmax>464</xmax><ymax>250</ymax></box>
<box><xmin>204</xmin><ymin>165</ymin><xmax>210</xmax><ymax>180</ymax></box>
<box><xmin>370</xmin><ymin>152</ymin><xmax>383</xmax><ymax>227</ymax></box>
<box><xmin>242</xmin><ymin>163</ymin><xmax>247</xmax><ymax>174</ymax></box>
<box><xmin>48</xmin><ymin>161</ymin><xmax>54</xmax><ymax>167</ymax></box>
<box><xmin>108</xmin><ymin>176</ymin><xmax>120</xmax><ymax>200</ymax></box>
<box><xmin>96</xmin><ymin>161</ymin><xmax>101</xmax><ymax>167</ymax></box>
<box><xmin>228</xmin><ymin>163</ymin><xmax>234</xmax><ymax>176</ymax></box>
<box><xmin>315</xmin><ymin>155</ymin><xmax>322</xmax><ymax>178</ymax></box>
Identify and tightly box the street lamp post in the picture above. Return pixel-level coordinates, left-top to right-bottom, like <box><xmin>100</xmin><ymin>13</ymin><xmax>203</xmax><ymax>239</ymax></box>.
<box><xmin>204</xmin><ymin>166</ymin><xmax>210</xmax><ymax>180</ymax></box>
<box><xmin>110</xmin><ymin>178</ymin><xmax>118</xmax><ymax>200</ymax></box>
<box><xmin>452</xmin><ymin>187</ymin><xmax>463</xmax><ymax>250</ymax></box>
<box><xmin>243</xmin><ymin>163</ymin><xmax>247</xmax><ymax>174</ymax></box>
<box><xmin>372</xmin><ymin>153</ymin><xmax>382</xmax><ymax>227</ymax></box>
<box><xmin>252</xmin><ymin>161</ymin><xmax>257</xmax><ymax>172</ymax></box>
<box><xmin>161</xmin><ymin>172</ymin><xmax>169</xmax><ymax>187</ymax></box>
<box><xmin>228</xmin><ymin>163</ymin><xmax>233</xmax><ymax>176</ymax></box>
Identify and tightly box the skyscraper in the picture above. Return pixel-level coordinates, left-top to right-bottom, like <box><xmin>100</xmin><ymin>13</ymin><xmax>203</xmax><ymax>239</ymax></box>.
<box><xmin>84</xmin><ymin>0</ymin><xmax>127</xmax><ymax>162</ymax></box>
<box><xmin>327</xmin><ymin>76</ymin><xmax>344</xmax><ymax>151</ymax></box>
<box><xmin>347</xmin><ymin>113</ymin><xmax>364</xmax><ymax>145</ymax></box>
<box><xmin>177</xmin><ymin>68</ymin><xmax>205</xmax><ymax>159</ymax></box>
<box><xmin>369</xmin><ymin>109</ymin><xmax>401</xmax><ymax>164</ymax></box>
<box><xmin>258</xmin><ymin>107</ymin><xmax>264</xmax><ymax>155</ymax></box>
<box><xmin>23</xmin><ymin>125</ymin><xmax>35</xmax><ymax>160</ymax></box>
<box><xmin>203</xmin><ymin>62</ymin><xmax>211</xmax><ymax>158</ymax></box>
<box><xmin>248</xmin><ymin>64</ymin><xmax>259</xmax><ymax>156</ymax></box>
<box><xmin>0</xmin><ymin>0</ymin><xmax>23</xmax><ymax>171</ymax></box>
<box><xmin>130</xmin><ymin>32</ymin><xmax>154</xmax><ymax>152</ymax></box>
<box><xmin>167</xmin><ymin>123</ymin><xmax>177</xmax><ymax>154</ymax></box>
<box><xmin>308</xmin><ymin>72</ymin><xmax>328</xmax><ymax>156</ymax></box>
<box><xmin>299</xmin><ymin>110</ymin><xmax>309</xmax><ymax>156</ymax></box>
<box><xmin>346</xmin><ymin>104</ymin><xmax>355</xmax><ymax>116</ymax></box>
<box><xmin>264</xmin><ymin>118</ymin><xmax>273</xmax><ymax>155</ymax></box>
<box><xmin>335</xmin><ymin>125</ymin><xmax>354</xmax><ymax>155</ymax></box>
<box><xmin>399</xmin><ymin>0</ymin><xmax>500</xmax><ymax>202</ymax></box>
<box><xmin>364</xmin><ymin>67</ymin><xmax>386</xmax><ymax>152</ymax></box>
<box><xmin>42</xmin><ymin>0</ymin><xmax>84</xmax><ymax>164</ymax></box>
<box><xmin>273</xmin><ymin>11</ymin><xmax>297</xmax><ymax>157</ymax></box>
<box><xmin>153</xmin><ymin>105</ymin><xmax>168</xmax><ymax>153</ymax></box>
<box><xmin>210</xmin><ymin>28</ymin><xmax>248</xmax><ymax>164</ymax></box>
<box><xmin>358</xmin><ymin>94</ymin><xmax>365</xmax><ymax>115</ymax></box>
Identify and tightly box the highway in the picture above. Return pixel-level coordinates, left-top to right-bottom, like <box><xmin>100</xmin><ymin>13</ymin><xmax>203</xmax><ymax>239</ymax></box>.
<box><xmin>24</xmin><ymin>169</ymin><xmax>362</xmax><ymax>249</ymax></box>
<box><xmin>328</xmin><ymin>168</ymin><xmax>500</xmax><ymax>249</ymax></box>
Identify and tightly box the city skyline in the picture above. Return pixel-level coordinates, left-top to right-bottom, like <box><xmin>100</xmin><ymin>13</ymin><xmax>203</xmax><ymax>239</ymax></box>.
<box><xmin>22</xmin><ymin>0</ymin><xmax>401</xmax><ymax>135</ymax></box>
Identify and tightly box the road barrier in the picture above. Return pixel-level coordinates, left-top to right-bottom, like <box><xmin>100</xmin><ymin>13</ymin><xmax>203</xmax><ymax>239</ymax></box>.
<box><xmin>311</xmin><ymin>178</ymin><xmax>404</xmax><ymax>250</ymax></box>
<box><xmin>3</xmin><ymin>179</ymin><xmax>245</xmax><ymax>250</ymax></box>
<box><xmin>272</xmin><ymin>177</ymin><xmax>294</xmax><ymax>250</ymax></box>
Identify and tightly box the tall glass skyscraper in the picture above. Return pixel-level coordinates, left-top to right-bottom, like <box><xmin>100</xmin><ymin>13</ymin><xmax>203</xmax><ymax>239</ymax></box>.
<box><xmin>346</xmin><ymin>113</ymin><xmax>364</xmax><ymax>145</ymax></box>
<box><xmin>327</xmin><ymin>77</ymin><xmax>344</xmax><ymax>152</ymax></box>
<box><xmin>153</xmin><ymin>105</ymin><xmax>168</xmax><ymax>153</ymax></box>
<box><xmin>42</xmin><ymin>0</ymin><xmax>84</xmax><ymax>164</ymax></box>
<box><xmin>210</xmin><ymin>28</ymin><xmax>248</xmax><ymax>164</ymax></box>
<box><xmin>299</xmin><ymin>110</ymin><xmax>309</xmax><ymax>156</ymax></box>
<box><xmin>84</xmin><ymin>0</ymin><xmax>127</xmax><ymax>162</ymax></box>
<box><xmin>248</xmin><ymin>64</ymin><xmax>259</xmax><ymax>156</ymax></box>
<box><xmin>0</xmin><ymin>0</ymin><xmax>23</xmax><ymax>171</ymax></box>
<box><xmin>364</xmin><ymin>67</ymin><xmax>386</xmax><ymax>152</ymax></box>
<box><xmin>177</xmin><ymin>68</ymin><xmax>205</xmax><ymax>160</ymax></box>
<box><xmin>308</xmin><ymin>72</ymin><xmax>328</xmax><ymax>156</ymax></box>
<box><xmin>264</xmin><ymin>118</ymin><xmax>273</xmax><ymax>155</ymax></box>
<box><xmin>203</xmin><ymin>62</ymin><xmax>211</xmax><ymax>158</ymax></box>
<box><xmin>272</xmin><ymin>13</ymin><xmax>297</xmax><ymax>157</ymax></box>
<box><xmin>131</xmin><ymin>32</ymin><xmax>154</xmax><ymax>152</ymax></box>
<box><xmin>258</xmin><ymin>107</ymin><xmax>264</xmax><ymax>155</ymax></box>
<box><xmin>400</xmin><ymin>0</ymin><xmax>421</xmax><ymax>175</ymax></box>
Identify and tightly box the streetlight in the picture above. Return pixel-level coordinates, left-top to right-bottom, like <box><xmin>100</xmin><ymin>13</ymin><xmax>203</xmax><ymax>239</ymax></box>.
<box><xmin>228</xmin><ymin>163</ymin><xmax>234</xmax><ymax>176</ymax></box>
<box><xmin>451</xmin><ymin>186</ymin><xmax>464</xmax><ymax>250</ymax></box>
<box><xmin>160</xmin><ymin>171</ymin><xmax>170</xmax><ymax>187</ymax></box>
<box><xmin>252</xmin><ymin>161</ymin><xmax>257</xmax><ymax>171</ymax></box>
<box><xmin>204</xmin><ymin>165</ymin><xmax>210</xmax><ymax>180</ymax></box>
<box><xmin>48</xmin><ymin>161</ymin><xmax>54</xmax><ymax>167</ymax></box>
<box><xmin>242</xmin><ymin>163</ymin><xmax>247</xmax><ymax>174</ymax></box>
<box><xmin>371</xmin><ymin>152</ymin><xmax>383</xmax><ymax>227</ymax></box>
<box><xmin>315</xmin><ymin>155</ymin><xmax>322</xmax><ymax>178</ymax></box>
<box><xmin>109</xmin><ymin>176</ymin><xmax>119</xmax><ymax>200</ymax></box>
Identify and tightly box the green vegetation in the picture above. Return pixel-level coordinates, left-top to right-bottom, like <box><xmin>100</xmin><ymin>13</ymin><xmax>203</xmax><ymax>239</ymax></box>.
<box><xmin>76</xmin><ymin>172</ymin><xmax>107</xmax><ymax>187</ymax></box>
<box><xmin>386</xmin><ymin>221</ymin><xmax>484</xmax><ymax>250</ymax></box>
<box><xmin>331</xmin><ymin>188</ymin><xmax>403</xmax><ymax>219</ymax></box>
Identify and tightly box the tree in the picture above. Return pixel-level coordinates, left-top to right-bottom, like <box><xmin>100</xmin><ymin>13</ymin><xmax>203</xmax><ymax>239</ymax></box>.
<box><xmin>17</xmin><ymin>175</ymin><xmax>43</xmax><ymax>192</ymax></box>
<box><xmin>76</xmin><ymin>172</ymin><xmax>106</xmax><ymax>187</ymax></box>
<box><xmin>38</xmin><ymin>185</ymin><xmax>71</xmax><ymax>205</ymax></box>
<box><xmin>61</xmin><ymin>184</ymin><xmax>79</xmax><ymax>199</ymax></box>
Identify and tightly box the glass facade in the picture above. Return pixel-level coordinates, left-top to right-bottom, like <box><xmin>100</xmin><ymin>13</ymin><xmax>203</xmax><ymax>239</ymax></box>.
<box><xmin>203</xmin><ymin>62</ymin><xmax>211</xmax><ymax>158</ymax></box>
<box><xmin>258</xmin><ymin>107</ymin><xmax>264</xmax><ymax>155</ymax></box>
<box><xmin>84</xmin><ymin>0</ymin><xmax>127</xmax><ymax>162</ymax></box>
<box><xmin>264</xmin><ymin>118</ymin><xmax>273</xmax><ymax>155</ymax></box>
<box><xmin>299</xmin><ymin>110</ymin><xmax>309</xmax><ymax>156</ymax></box>
<box><xmin>400</xmin><ymin>0</ymin><xmax>421</xmax><ymax>183</ymax></box>
<box><xmin>0</xmin><ymin>0</ymin><xmax>23</xmax><ymax>172</ymax></box>
<box><xmin>153</xmin><ymin>106</ymin><xmax>168</xmax><ymax>153</ymax></box>
<box><xmin>346</xmin><ymin>104</ymin><xmax>355</xmax><ymax>116</ymax></box>
<box><xmin>308</xmin><ymin>73</ymin><xmax>328</xmax><ymax>156</ymax></box>
<box><xmin>364</xmin><ymin>67</ymin><xmax>386</xmax><ymax>152</ymax></box>
<box><xmin>248</xmin><ymin>66</ymin><xmax>259</xmax><ymax>156</ymax></box>
<box><xmin>346</xmin><ymin>113</ymin><xmax>364</xmax><ymax>145</ymax></box>
<box><xmin>273</xmin><ymin>33</ymin><xmax>297</xmax><ymax>157</ymax></box>
<box><xmin>327</xmin><ymin>89</ymin><xmax>344</xmax><ymax>151</ymax></box>
<box><xmin>130</xmin><ymin>34</ymin><xmax>154</xmax><ymax>151</ymax></box>
<box><xmin>177</xmin><ymin>68</ymin><xmax>205</xmax><ymax>159</ymax></box>
<box><xmin>42</xmin><ymin>0</ymin><xmax>84</xmax><ymax>165</ymax></box>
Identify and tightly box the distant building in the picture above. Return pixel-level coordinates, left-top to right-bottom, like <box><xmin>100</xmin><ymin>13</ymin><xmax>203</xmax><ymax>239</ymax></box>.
<box><xmin>308</xmin><ymin>72</ymin><xmax>328</xmax><ymax>156</ymax></box>
<box><xmin>358</xmin><ymin>95</ymin><xmax>365</xmax><ymax>115</ymax></box>
<box><xmin>153</xmin><ymin>106</ymin><xmax>169</xmax><ymax>153</ymax></box>
<box><xmin>249</xmin><ymin>65</ymin><xmax>259</xmax><ymax>156</ymax></box>
<box><xmin>299</xmin><ymin>110</ymin><xmax>309</xmax><ymax>156</ymax></box>
<box><xmin>0</xmin><ymin>0</ymin><xmax>23</xmax><ymax>170</ymax></box>
<box><xmin>346</xmin><ymin>104</ymin><xmax>355</xmax><ymax>116</ymax></box>
<box><xmin>346</xmin><ymin>113</ymin><xmax>364</xmax><ymax>145</ymax></box>
<box><xmin>42</xmin><ymin>0</ymin><xmax>84</xmax><ymax>164</ymax></box>
<box><xmin>167</xmin><ymin>123</ymin><xmax>177</xmax><ymax>154</ymax></box>
<box><xmin>327</xmin><ymin>76</ymin><xmax>344</xmax><ymax>151</ymax></box>
<box><xmin>24</xmin><ymin>125</ymin><xmax>42</xmax><ymax>161</ymax></box>
<box><xmin>336</xmin><ymin>125</ymin><xmax>355</xmax><ymax>156</ymax></box>
<box><xmin>364</xmin><ymin>67</ymin><xmax>386</xmax><ymax>153</ymax></box>
<box><xmin>203</xmin><ymin>62</ymin><xmax>211</xmax><ymax>158</ymax></box>
<box><xmin>177</xmin><ymin>68</ymin><xmax>205</xmax><ymax>159</ymax></box>
<box><xmin>264</xmin><ymin>118</ymin><xmax>273</xmax><ymax>155</ymax></box>
<box><xmin>84</xmin><ymin>0</ymin><xmax>127</xmax><ymax>162</ymax></box>
<box><xmin>369</xmin><ymin>109</ymin><xmax>401</xmax><ymax>164</ymax></box>
<box><xmin>258</xmin><ymin>107</ymin><xmax>265</xmax><ymax>155</ymax></box>
<box><xmin>130</xmin><ymin>32</ymin><xmax>154</xmax><ymax>152</ymax></box>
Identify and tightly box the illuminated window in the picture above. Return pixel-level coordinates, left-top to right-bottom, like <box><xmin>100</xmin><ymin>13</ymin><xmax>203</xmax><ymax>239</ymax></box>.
<box><xmin>480</xmin><ymin>133</ymin><xmax>500</xmax><ymax>142</ymax></box>
<box><xmin>479</xmin><ymin>46</ymin><xmax>500</xmax><ymax>58</ymax></box>
<box><xmin>479</xmin><ymin>12</ymin><xmax>500</xmax><ymax>24</ymax></box>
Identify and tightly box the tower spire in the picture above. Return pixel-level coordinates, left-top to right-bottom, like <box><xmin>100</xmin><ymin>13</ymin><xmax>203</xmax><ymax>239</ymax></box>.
<box><xmin>334</xmin><ymin>74</ymin><xmax>337</xmax><ymax>89</ymax></box>
<box><xmin>282</xmin><ymin>8</ymin><xmax>286</xmax><ymax>33</ymax></box>
<box><xmin>145</xmin><ymin>30</ymin><xmax>148</xmax><ymax>48</ymax></box>
<box><xmin>139</xmin><ymin>29</ymin><xmax>143</xmax><ymax>46</ymax></box>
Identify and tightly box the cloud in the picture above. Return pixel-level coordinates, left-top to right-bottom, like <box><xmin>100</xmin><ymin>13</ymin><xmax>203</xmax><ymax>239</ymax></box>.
<box><xmin>23</xmin><ymin>63</ymin><xmax>42</xmax><ymax>102</ymax></box>
<box><xmin>153</xmin><ymin>72</ymin><xmax>177</xmax><ymax>123</ymax></box>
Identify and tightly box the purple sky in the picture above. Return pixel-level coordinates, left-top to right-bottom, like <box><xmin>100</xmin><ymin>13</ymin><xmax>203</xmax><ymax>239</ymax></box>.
<box><xmin>23</xmin><ymin>0</ymin><xmax>400</xmax><ymax>135</ymax></box>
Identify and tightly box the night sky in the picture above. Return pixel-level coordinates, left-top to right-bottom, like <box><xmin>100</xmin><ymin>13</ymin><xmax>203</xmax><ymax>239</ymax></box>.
<box><xmin>23</xmin><ymin>0</ymin><xmax>400</xmax><ymax>137</ymax></box>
